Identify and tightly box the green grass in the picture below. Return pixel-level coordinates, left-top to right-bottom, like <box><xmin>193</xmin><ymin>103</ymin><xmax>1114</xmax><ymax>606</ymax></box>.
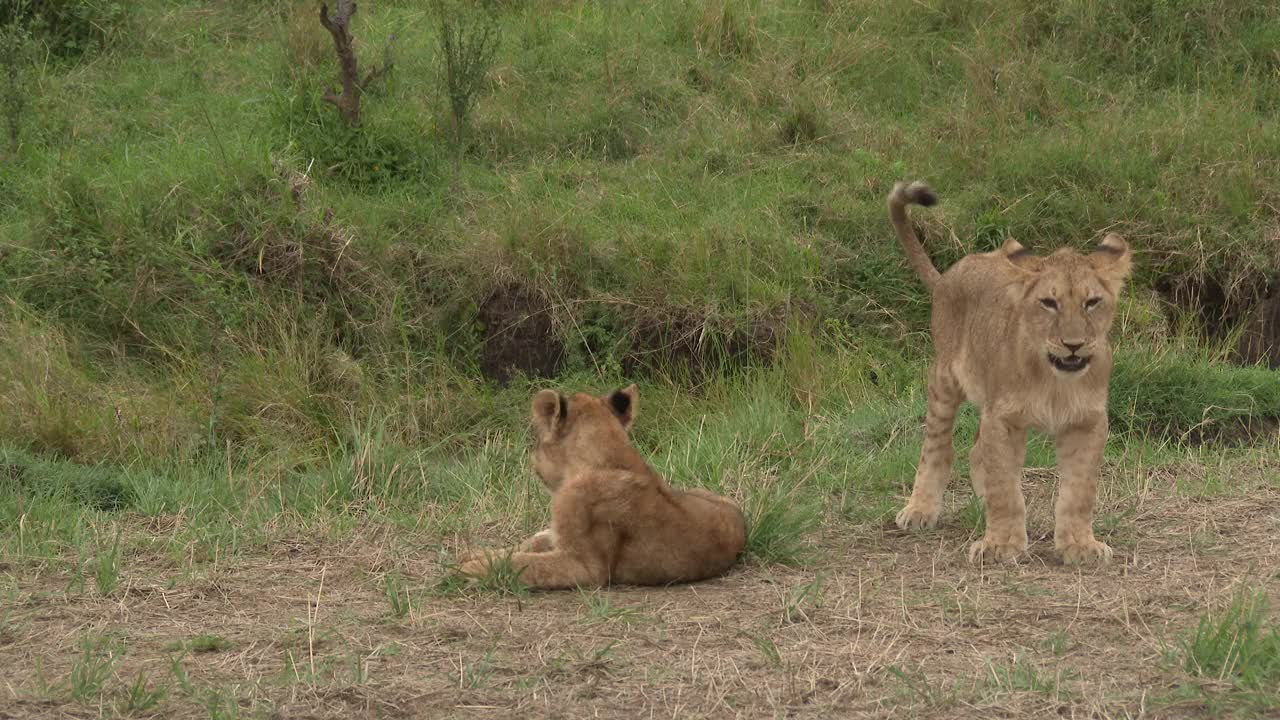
<box><xmin>383</xmin><ymin>572</ymin><xmax>412</xmax><ymax>619</ymax></box>
<box><xmin>885</xmin><ymin>664</ymin><xmax>957</xmax><ymax>709</ymax></box>
<box><xmin>1169</xmin><ymin>590</ymin><xmax>1280</xmax><ymax>713</ymax></box>
<box><xmin>91</xmin><ymin>528</ymin><xmax>122</xmax><ymax>597</ymax></box>
<box><xmin>780</xmin><ymin>574</ymin><xmax>824</xmax><ymax>624</ymax></box>
<box><xmin>118</xmin><ymin>670</ymin><xmax>168</xmax><ymax>716</ymax></box>
<box><xmin>749</xmin><ymin>633</ymin><xmax>783</xmax><ymax>669</ymax></box>
<box><xmin>580</xmin><ymin>589</ymin><xmax>645</xmax><ymax>624</ymax></box>
<box><xmin>61</xmin><ymin>636</ymin><xmax>120</xmax><ymax>704</ymax></box>
<box><xmin>164</xmin><ymin>634</ymin><xmax>234</xmax><ymax>655</ymax></box>
<box><xmin>980</xmin><ymin>653</ymin><xmax>1076</xmax><ymax>700</ymax></box>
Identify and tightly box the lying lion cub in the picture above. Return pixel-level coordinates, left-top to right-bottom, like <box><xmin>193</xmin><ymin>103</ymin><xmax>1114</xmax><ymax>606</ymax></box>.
<box><xmin>460</xmin><ymin>385</ymin><xmax>746</xmax><ymax>588</ymax></box>
<box><xmin>888</xmin><ymin>181</ymin><xmax>1132</xmax><ymax>565</ymax></box>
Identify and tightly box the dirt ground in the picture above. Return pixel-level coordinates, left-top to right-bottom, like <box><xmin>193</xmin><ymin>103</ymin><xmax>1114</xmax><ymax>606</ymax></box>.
<box><xmin>3</xmin><ymin>469</ymin><xmax>1278</xmax><ymax>719</ymax></box>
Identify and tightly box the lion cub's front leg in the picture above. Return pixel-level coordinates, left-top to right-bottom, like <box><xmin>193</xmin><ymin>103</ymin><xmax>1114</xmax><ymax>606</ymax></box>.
<box><xmin>458</xmin><ymin>529</ymin><xmax>556</xmax><ymax>569</ymax></box>
<box><xmin>1053</xmin><ymin>418</ymin><xmax>1112</xmax><ymax>565</ymax></box>
<box><xmin>967</xmin><ymin>418</ymin><xmax>1029</xmax><ymax>563</ymax></box>
<box><xmin>461</xmin><ymin>550</ymin><xmax>607</xmax><ymax>589</ymax></box>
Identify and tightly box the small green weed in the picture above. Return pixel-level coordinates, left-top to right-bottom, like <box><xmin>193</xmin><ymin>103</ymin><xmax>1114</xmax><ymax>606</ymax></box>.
<box><xmin>89</xmin><ymin>528</ymin><xmax>122</xmax><ymax>596</ymax></box>
<box><xmin>64</xmin><ymin>635</ymin><xmax>119</xmax><ymax>703</ymax></box>
<box><xmin>886</xmin><ymin>664</ymin><xmax>954</xmax><ymax>708</ymax></box>
<box><xmin>383</xmin><ymin>571</ymin><xmax>411</xmax><ymax>618</ymax></box>
<box><xmin>348</xmin><ymin>652</ymin><xmax>368</xmax><ymax>685</ymax></box>
<box><xmin>580</xmin><ymin>589</ymin><xmax>642</xmax><ymax>624</ymax></box>
<box><xmin>168</xmin><ymin>654</ymin><xmax>194</xmax><ymax>696</ymax></box>
<box><xmin>750</xmin><ymin>632</ymin><xmax>782</xmax><ymax>669</ymax></box>
<box><xmin>781</xmin><ymin>573</ymin><xmax>823</xmax><ymax>624</ymax></box>
<box><xmin>744</xmin><ymin>483</ymin><xmax>819</xmax><ymax>566</ymax></box>
<box><xmin>1042</xmin><ymin>629</ymin><xmax>1070</xmax><ymax>658</ymax></box>
<box><xmin>201</xmin><ymin>685</ymin><xmax>245</xmax><ymax>720</ymax></box>
<box><xmin>165</xmin><ymin>633</ymin><xmax>232</xmax><ymax>654</ymax></box>
<box><xmin>1170</xmin><ymin>589</ymin><xmax>1280</xmax><ymax>712</ymax></box>
<box><xmin>958</xmin><ymin>493</ymin><xmax>985</xmax><ymax>534</ymax></box>
<box><xmin>981</xmin><ymin>652</ymin><xmax>1076</xmax><ymax>700</ymax></box>
<box><xmin>462</xmin><ymin>648</ymin><xmax>495</xmax><ymax>688</ymax></box>
<box><xmin>118</xmin><ymin>670</ymin><xmax>168</xmax><ymax>715</ymax></box>
<box><xmin>191</xmin><ymin>633</ymin><xmax>232</xmax><ymax>653</ymax></box>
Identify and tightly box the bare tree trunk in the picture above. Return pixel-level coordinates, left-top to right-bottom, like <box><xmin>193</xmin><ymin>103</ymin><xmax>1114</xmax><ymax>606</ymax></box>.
<box><xmin>319</xmin><ymin>1</ymin><xmax>363</xmax><ymax>127</ymax></box>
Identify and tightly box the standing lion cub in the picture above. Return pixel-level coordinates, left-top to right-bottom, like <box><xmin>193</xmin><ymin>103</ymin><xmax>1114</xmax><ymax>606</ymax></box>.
<box><xmin>460</xmin><ymin>385</ymin><xmax>747</xmax><ymax>588</ymax></box>
<box><xmin>888</xmin><ymin>181</ymin><xmax>1132</xmax><ymax>565</ymax></box>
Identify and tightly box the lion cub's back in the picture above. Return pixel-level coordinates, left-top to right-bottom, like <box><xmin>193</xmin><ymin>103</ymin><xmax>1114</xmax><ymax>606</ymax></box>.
<box><xmin>930</xmin><ymin>252</ymin><xmax>1024</xmax><ymax>355</ymax></box>
<box><xmin>612</xmin><ymin>488</ymin><xmax>745</xmax><ymax>585</ymax></box>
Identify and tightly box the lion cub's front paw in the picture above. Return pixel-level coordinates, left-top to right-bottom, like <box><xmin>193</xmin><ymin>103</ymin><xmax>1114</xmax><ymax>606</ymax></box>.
<box><xmin>458</xmin><ymin>551</ymin><xmax>495</xmax><ymax>578</ymax></box>
<box><xmin>895</xmin><ymin>503</ymin><xmax>941</xmax><ymax>530</ymax></box>
<box><xmin>525</xmin><ymin>530</ymin><xmax>556</xmax><ymax>553</ymax></box>
<box><xmin>459</xmin><ymin>557</ymin><xmax>489</xmax><ymax>577</ymax></box>
<box><xmin>1058</xmin><ymin>538</ymin><xmax>1113</xmax><ymax>566</ymax></box>
<box><xmin>967</xmin><ymin>537</ymin><xmax>1027</xmax><ymax>564</ymax></box>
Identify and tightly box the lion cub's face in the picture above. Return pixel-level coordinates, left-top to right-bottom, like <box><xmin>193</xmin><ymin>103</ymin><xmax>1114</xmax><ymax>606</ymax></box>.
<box><xmin>528</xmin><ymin>385</ymin><xmax>638</xmax><ymax>490</ymax></box>
<box><xmin>1006</xmin><ymin>233</ymin><xmax>1132</xmax><ymax>377</ymax></box>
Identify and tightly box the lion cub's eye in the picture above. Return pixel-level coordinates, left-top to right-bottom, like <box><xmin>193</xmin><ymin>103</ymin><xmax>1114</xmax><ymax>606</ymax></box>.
<box><xmin>1084</xmin><ymin>297</ymin><xmax>1102</xmax><ymax>310</ymax></box>
<box><xmin>1038</xmin><ymin>298</ymin><xmax>1059</xmax><ymax>311</ymax></box>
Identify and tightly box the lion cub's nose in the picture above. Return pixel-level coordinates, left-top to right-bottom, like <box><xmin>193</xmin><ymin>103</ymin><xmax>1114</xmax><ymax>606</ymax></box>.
<box><xmin>1063</xmin><ymin>341</ymin><xmax>1084</xmax><ymax>354</ymax></box>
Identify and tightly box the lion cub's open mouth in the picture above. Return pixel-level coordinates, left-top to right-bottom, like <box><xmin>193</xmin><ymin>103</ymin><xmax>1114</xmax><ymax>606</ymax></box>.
<box><xmin>1048</xmin><ymin>353</ymin><xmax>1090</xmax><ymax>373</ymax></box>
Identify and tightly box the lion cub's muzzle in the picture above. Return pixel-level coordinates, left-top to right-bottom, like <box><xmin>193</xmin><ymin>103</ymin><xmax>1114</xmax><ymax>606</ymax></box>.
<box><xmin>1047</xmin><ymin>352</ymin><xmax>1090</xmax><ymax>374</ymax></box>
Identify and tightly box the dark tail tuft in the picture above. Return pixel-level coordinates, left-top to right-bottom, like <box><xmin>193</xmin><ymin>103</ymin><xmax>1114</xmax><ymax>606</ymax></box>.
<box><xmin>900</xmin><ymin>181</ymin><xmax>936</xmax><ymax>207</ymax></box>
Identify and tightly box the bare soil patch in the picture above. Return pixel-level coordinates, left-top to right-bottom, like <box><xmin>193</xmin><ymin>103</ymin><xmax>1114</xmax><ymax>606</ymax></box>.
<box><xmin>3</xmin><ymin>471</ymin><xmax>1278</xmax><ymax>719</ymax></box>
<box><xmin>478</xmin><ymin>284</ymin><xmax>565</xmax><ymax>383</ymax></box>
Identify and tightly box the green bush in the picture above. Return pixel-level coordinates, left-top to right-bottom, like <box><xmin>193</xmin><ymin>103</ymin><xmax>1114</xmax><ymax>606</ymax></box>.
<box><xmin>0</xmin><ymin>0</ymin><xmax>126</xmax><ymax>57</ymax></box>
<box><xmin>1110</xmin><ymin>349</ymin><xmax>1280</xmax><ymax>442</ymax></box>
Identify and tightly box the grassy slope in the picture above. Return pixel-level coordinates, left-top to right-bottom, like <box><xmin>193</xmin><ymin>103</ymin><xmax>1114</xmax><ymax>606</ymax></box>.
<box><xmin>0</xmin><ymin>1</ymin><xmax>1279</xmax><ymax>715</ymax></box>
<box><xmin>1</xmin><ymin>0</ymin><xmax>1277</xmax><ymax>452</ymax></box>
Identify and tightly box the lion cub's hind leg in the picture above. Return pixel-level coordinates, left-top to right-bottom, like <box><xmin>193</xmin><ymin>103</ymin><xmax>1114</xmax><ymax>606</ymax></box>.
<box><xmin>896</xmin><ymin>368</ymin><xmax>964</xmax><ymax>530</ymax></box>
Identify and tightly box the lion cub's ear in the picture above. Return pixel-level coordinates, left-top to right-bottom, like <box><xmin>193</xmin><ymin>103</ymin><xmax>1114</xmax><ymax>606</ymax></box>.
<box><xmin>606</xmin><ymin>384</ymin><xmax>639</xmax><ymax>432</ymax></box>
<box><xmin>531</xmin><ymin>389</ymin><xmax>567</xmax><ymax>436</ymax></box>
<box><xmin>1000</xmin><ymin>238</ymin><xmax>1027</xmax><ymax>255</ymax></box>
<box><xmin>998</xmin><ymin>238</ymin><xmax>1043</xmax><ymax>273</ymax></box>
<box><xmin>1089</xmin><ymin>232</ymin><xmax>1132</xmax><ymax>282</ymax></box>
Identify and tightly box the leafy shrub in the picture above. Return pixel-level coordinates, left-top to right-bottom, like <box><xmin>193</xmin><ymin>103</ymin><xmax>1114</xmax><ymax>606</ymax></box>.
<box><xmin>0</xmin><ymin>0</ymin><xmax>126</xmax><ymax>58</ymax></box>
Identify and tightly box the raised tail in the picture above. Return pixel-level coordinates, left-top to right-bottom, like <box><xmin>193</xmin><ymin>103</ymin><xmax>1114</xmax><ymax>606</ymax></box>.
<box><xmin>887</xmin><ymin>181</ymin><xmax>940</xmax><ymax>291</ymax></box>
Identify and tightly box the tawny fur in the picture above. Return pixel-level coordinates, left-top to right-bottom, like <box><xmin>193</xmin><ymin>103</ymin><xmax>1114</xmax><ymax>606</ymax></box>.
<box><xmin>888</xmin><ymin>181</ymin><xmax>1133</xmax><ymax>565</ymax></box>
<box><xmin>460</xmin><ymin>385</ymin><xmax>747</xmax><ymax>588</ymax></box>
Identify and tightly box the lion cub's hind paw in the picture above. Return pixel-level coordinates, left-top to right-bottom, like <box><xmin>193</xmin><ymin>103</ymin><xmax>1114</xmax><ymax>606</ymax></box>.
<box><xmin>1058</xmin><ymin>539</ymin><xmax>1113</xmax><ymax>566</ymax></box>
<box><xmin>895</xmin><ymin>504</ymin><xmax>941</xmax><ymax>531</ymax></box>
<box><xmin>967</xmin><ymin>538</ymin><xmax>1027</xmax><ymax>564</ymax></box>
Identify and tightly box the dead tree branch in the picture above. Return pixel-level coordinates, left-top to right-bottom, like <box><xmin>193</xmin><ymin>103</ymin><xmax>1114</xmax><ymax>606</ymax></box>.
<box><xmin>320</xmin><ymin>0</ymin><xmax>395</xmax><ymax>127</ymax></box>
<box><xmin>319</xmin><ymin>1</ymin><xmax>361</xmax><ymax>126</ymax></box>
